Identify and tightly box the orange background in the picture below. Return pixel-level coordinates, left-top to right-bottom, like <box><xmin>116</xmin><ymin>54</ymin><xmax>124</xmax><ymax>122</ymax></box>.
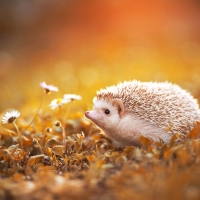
<box><xmin>0</xmin><ymin>0</ymin><xmax>200</xmax><ymax>111</ymax></box>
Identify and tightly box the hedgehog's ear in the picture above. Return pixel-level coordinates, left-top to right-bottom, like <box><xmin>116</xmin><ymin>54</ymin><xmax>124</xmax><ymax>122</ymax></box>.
<box><xmin>112</xmin><ymin>99</ymin><xmax>124</xmax><ymax>117</ymax></box>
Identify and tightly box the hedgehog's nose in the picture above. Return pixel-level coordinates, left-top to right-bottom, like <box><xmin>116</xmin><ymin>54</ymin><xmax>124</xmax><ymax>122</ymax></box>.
<box><xmin>84</xmin><ymin>111</ymin><xmax>90</xmax><ymax>118</ymax></box>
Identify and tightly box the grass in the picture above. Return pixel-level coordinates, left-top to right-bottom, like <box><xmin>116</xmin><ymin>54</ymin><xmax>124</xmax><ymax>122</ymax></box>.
<box><xmin>0</xmin><ymin>83</ymin><xmax>200</xmax><ymax>200</ymax></box>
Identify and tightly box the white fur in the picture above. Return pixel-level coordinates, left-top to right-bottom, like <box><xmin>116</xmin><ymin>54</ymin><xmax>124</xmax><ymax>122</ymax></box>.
<box><xmin>85</xmin><ymin>99</ymin><xmax>171</xmax><ymax>148</ymax></box>
<box><xmin>96</xmin><ymin>80</ymin><xmax>200</xmax><ymax>136</ymax></box>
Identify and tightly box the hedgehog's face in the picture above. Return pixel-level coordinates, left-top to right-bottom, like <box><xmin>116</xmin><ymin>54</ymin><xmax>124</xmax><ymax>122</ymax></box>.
<box><xmin>85</xmin><ymin>98</ymin><xmax>124</xmax><ymax>130</ymax></box>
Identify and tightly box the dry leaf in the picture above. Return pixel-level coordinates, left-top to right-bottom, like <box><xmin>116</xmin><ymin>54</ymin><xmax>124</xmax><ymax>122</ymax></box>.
<box><xmin>169</xmin><ymin>134</ymin><xmax>177</xmax><ymax>147</ymax></box>
<box><xmin>186</xmin><ymin>121</ymin><xmax>200</xmax><ymax>139</ymax></box>
<box><xmin>95</xmin><ymin>159</ymin><xmax>106</xmax><ymax>169</ymax></box>
<box><xmin>139</xmin><ymin>135</ymin><xmax>152</xmax><ymax>149</ymax></box>
<box><xmin>86</xmin><ymin>155</ymin><xmax>96</xmax><ymax>164</ymax></box>
<box><xmin>43</xmin><ymin>147</ymin><xmax>53</xmax><ymax>157</ymax></box>
<box><xmin>52</xmin><ymin>145</ymin><xmax>66</xmax><ymax>157</ymax></box>
<box><xmin>124</xmin><ymin>146</ymin><xmax>136</xmax><ymax>158</ymax></box>
<box><xmin>27</xmin><ymin>154</ymin><xmax>45</xmax><ymax>166</ymax></box>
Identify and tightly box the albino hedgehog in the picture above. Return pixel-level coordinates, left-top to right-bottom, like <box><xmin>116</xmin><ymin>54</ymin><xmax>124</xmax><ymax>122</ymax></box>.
<box><xmin>85</xmin><ymin>80</ymin><xmax>200</xmax><ymax>148</ymax></box>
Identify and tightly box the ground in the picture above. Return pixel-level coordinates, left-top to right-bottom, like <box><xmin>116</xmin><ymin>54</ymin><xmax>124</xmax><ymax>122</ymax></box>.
<box><xmin>0</xmin><ymin>106</ymin><xmax>200</xmax><ymax>200</ymax></box>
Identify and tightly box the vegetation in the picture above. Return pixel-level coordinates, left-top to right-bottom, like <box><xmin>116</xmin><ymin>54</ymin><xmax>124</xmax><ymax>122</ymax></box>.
<box><xmin>0</xmin><ymin>82</ymin><xmax>200</xmax><ymax>200</ymax></box>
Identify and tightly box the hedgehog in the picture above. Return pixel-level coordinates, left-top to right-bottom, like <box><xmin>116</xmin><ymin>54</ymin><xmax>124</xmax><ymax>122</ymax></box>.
<box><xmin>85</xmin><ymin>80</ymin><xmax>200</xmax><ymax>148</ymax></box>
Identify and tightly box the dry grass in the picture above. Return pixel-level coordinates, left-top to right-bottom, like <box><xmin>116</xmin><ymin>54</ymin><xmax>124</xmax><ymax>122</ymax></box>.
<box><xmin>0</xmin><ymin>101</ymin><xmax>200</xmax><ymax>200</ymax></box>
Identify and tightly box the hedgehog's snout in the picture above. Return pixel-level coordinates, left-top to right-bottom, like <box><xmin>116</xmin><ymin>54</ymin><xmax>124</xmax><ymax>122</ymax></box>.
<box><xmin>84</xmin><ymin>111</ymin><xmax>90</xmax><ymax>118</ymax></box>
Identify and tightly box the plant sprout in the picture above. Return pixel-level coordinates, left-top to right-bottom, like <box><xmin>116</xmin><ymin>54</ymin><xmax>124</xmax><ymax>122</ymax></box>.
<box><xmin>55</xmin><ymin>121</ymin><xmax>66</xmax><ymax>145</ymax></box>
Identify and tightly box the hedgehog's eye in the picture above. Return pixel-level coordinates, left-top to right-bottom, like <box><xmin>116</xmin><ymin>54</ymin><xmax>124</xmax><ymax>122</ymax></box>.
<box><xmin>104</xmin><ymin>109</ymin><xmax>110</xmax><ymax>114</ymax></box>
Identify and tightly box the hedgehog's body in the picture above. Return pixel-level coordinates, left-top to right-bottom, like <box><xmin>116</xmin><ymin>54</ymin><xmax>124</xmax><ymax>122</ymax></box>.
<box><xmin>85</xmin><ymin>80</ymin><xmax>200</xmax><ymax>148</ymax></box>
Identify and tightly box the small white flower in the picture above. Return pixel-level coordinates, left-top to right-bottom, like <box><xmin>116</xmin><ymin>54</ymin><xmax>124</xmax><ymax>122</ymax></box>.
<box><xmin>40</xmin><ymin>82</ymin><xmax>58</xmax><ymax>94</ymax></box>
<box><xmin>49</xmin><ymin>98</ymin><xmax>70</xmax><ymax>109</ymax></box>
<box><xmin>2</xmin><ymin>110</ymin><xmax>20</xmax><ymax>124</ymax></box>
<box><xmin>63</xmin><ymin>94</ymin><xmax>82</xmax><ymax>101</ymax></box>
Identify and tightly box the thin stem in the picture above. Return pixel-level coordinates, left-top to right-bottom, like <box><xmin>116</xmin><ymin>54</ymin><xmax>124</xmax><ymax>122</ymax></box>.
<box><xmin>96</xmin><ymin>144</ymin><xmax>99</xmax><ymax>155</ymax></box>
<box><xmin>33</xmin><ymin>138</ymin><xmax>43</xmax><ymax>154</ymax></box>
<box><xmin>25</xmin><ymin>93</ymin><xmax>46</xmax><ymax>130</ymax></box>
<box><xmin>61</xmin><ymin>125</ymin><xmax>66</xmax><ymax>146</ymax></box>
<box><xmin>66</xmin><ymin>100</ymin><xmax>73</xmax><ymax>118</ymax></box>
<box><xmin>13</xmin><ymin>121</ymin><xmax>23</xmax><ymax>150</ymax></box>
<box><xmin>58</xmin><ymin>106</ymin><xmax>62</xmax><ymax>118</ymax></box>
<box><xmin>42</xmin><ymin>128</ymin><xmax>52</xmax><ymax>148</ymax></box>
<box><xmin>77</xmin><ymin>139</ymin><xmax>82</xmax><ymax>153</ymax></box>
<box><xmin>85</xmin><ymin>123</ymin><xmax>93</xmax><ymax>146</ymax></box>
<box><xmin>42</xmin><ymin>131</ymin><xmax>46</xmax><ymax>147</ymax></box>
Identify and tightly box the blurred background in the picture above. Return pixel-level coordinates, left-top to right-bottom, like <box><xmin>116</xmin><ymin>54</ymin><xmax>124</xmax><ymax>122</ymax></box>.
<box><xmin>0</xmin><ymin>0</ymin><xmax>200</xmax><ymax>112</ymax></box>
